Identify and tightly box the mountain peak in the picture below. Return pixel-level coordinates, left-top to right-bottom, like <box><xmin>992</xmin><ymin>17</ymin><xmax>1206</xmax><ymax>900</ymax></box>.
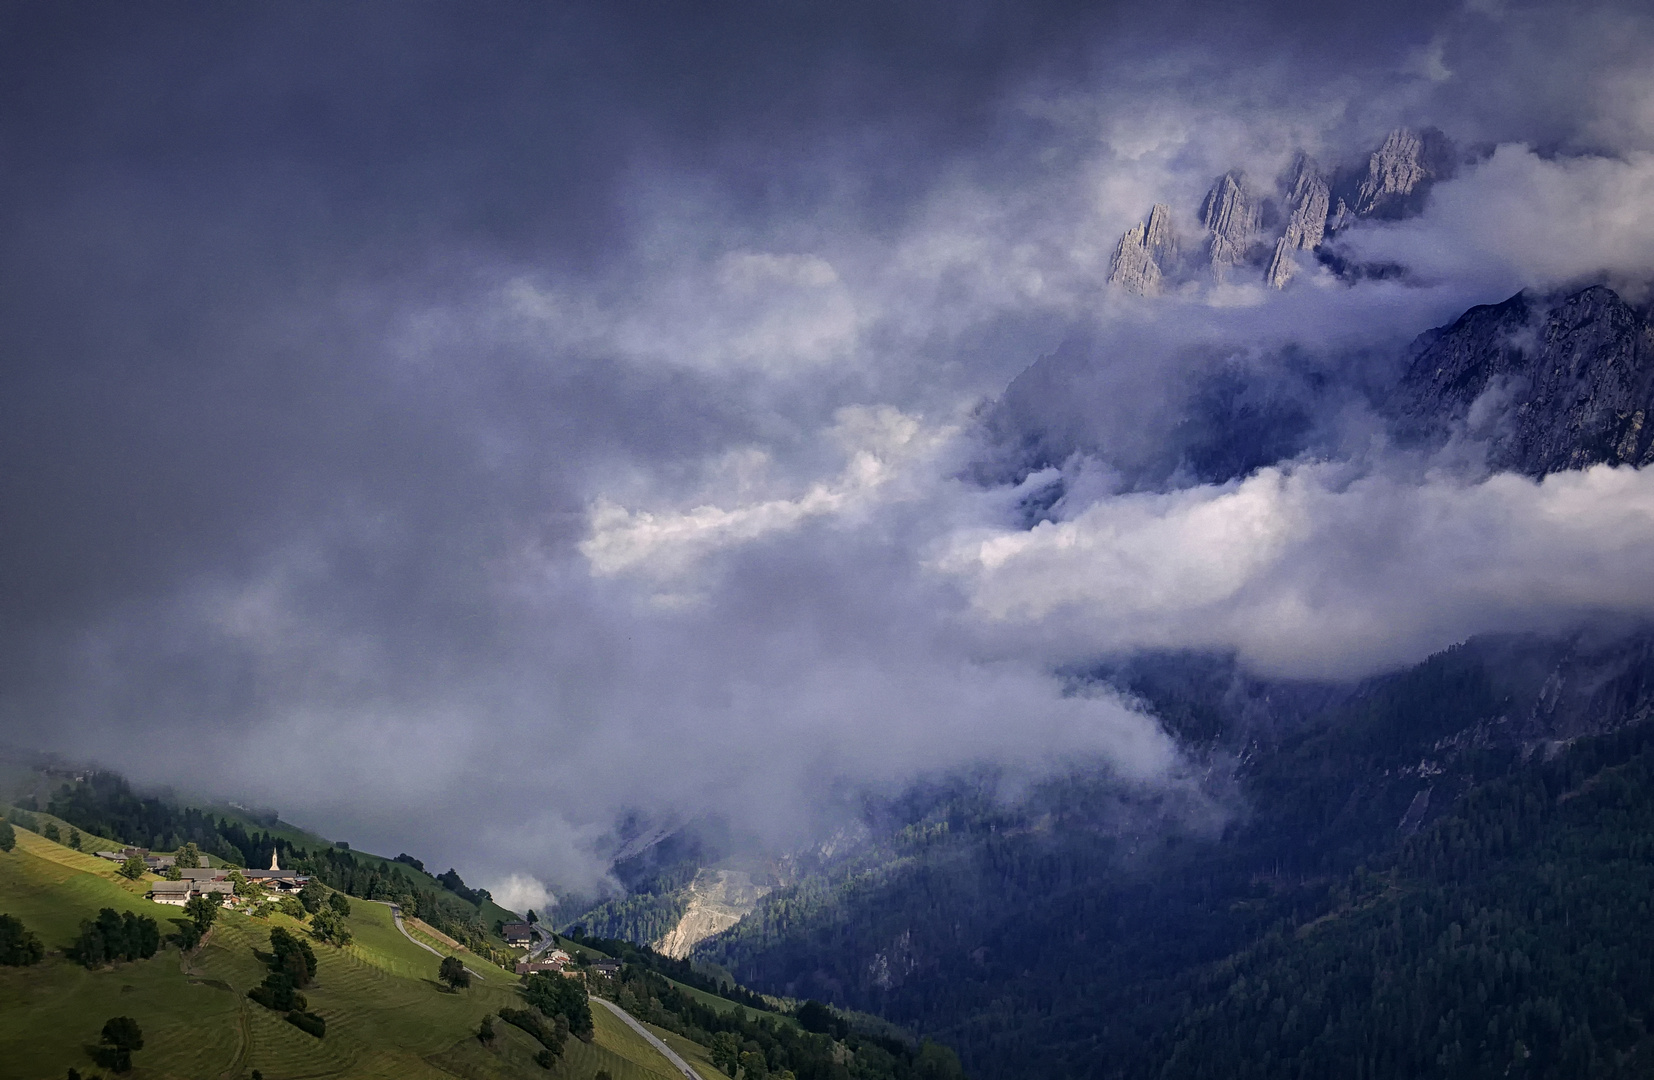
<box><xmin>1199</xmin><ymin>171</ymin><xmax>1263</xmax><ymax>282</ymax></box>
<box><xmin>1107</xmin><ymin>202</ymin><xmax>1178</xmax><ymax>295</ymax></box>
<box><xmin>1109</xmin><ymin>128</ymin><xmax>1453</xmax><ymax>293</ymax></box>
<box><xmin>1353</xmin><ymin>126</ymin><xmax>1453</xmax><ymax>218</ymax></box>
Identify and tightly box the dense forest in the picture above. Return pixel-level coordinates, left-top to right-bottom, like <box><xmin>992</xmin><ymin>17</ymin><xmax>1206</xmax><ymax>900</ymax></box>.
<box><xmin>1144</xmin><ymin>721</ymin><xmax>1654</xmax><ymax>1079</ymax></box>
<box><xmin>572</xmin><ymin>890</ymin><xmax>690</xmax><ymax>947</ymax></box>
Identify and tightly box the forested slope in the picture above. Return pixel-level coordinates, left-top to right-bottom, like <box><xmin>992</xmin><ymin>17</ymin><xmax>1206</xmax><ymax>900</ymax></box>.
<box><xmin>1150</xmin><ymin>721</ymin><xmax>1654</xmax><ymax>1079</ymax></box>
<box><xmin>696</xmin><ymin>632</ymin><xmax>1654</xmax><ymax>1079</ymax></box>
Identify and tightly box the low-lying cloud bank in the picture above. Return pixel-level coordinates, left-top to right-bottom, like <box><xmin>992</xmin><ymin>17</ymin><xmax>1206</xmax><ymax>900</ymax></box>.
<box><xmin>942</xmin><ymin>462</ymin><xmax>1654</xmax><ymax>679</ymax></box>
<box><xmin>1339</xmin><ymin>145</ymin><xmax>1654</xmax><ymax>296</ymax></box>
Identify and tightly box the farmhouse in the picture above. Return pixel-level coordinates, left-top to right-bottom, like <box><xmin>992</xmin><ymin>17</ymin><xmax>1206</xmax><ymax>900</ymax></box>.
<box><xmin>147</xmin><ymin>875</ymin><xmax>236</xmax><ymax>905</ymax></box>
<box><xmin>514</xmin><ymin>948</ymin><xmax>571</xmax><ymax>974</ymax></box>
<box><xmin>515</xmin><ymin>958</ymin><xmax>565</xmax><ymax>975</ymax></box>
<box><xmin>94</xmin><ymin>846</ymin><xmax>177</xmax><ymax>870</ymax></box>
<box><xmin>501</xmin><ymin>921</ymin><xmax>534</xmax><ymax>946</ymax></box>
<box><xmin>148</xmin><ymin>880</ymin><xmax>191</xmax><ymax>906</ymax></box>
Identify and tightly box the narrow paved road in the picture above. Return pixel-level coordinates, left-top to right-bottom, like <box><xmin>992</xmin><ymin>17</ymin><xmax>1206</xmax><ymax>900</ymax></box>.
<box><xmin>372</xmin><ymin>900</ymin><xmax>486</xmax><ymax>981</ymax></box>
<box><xmin>592</xmin><ymin>996</ymin><xmax>707</xmax><ymax>1080</ymax></box>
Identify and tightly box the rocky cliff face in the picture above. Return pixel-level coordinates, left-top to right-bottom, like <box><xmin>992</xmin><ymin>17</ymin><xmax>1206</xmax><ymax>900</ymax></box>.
<box><xmin>1110</xmin><ymin>128</ymin><xmax>1452</xmax><ymax>293</ymax></box>
<box><xmin>1199</xmin><ymin>171</ymin><xmax>1262</xmax><ymax>282</ymax></box>
<box><xmin>1106</xmin><ymin>202</ymin><xmax>1178</xmax><ymax>294</ymax></box>
<box><xmin>1265</xmin><ymin>156</ymin><xmax>1331</xmax><ymax>287</ymax></box>
<box><xmin>1351</xmin><ymin>126</ymin><xmax>1454</xmax><ymax>219</ymax></box>
<box><xmin>1394</xmin><ymin>285</ymin><xmax>1654</xmax><ymax>475</ymax></box>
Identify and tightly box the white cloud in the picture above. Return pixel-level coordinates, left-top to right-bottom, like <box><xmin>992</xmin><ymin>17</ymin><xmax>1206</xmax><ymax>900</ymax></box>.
<box><xmin>580</xmin><ymin>405</ymin><xmax>957</xmax><ymax>581</ymax></box>
<box><xmin>940</xmin><ymin>462</ymin><xmax>1654</xmax><ymax>678</ymax></box>
<box><xmin>1340</xmin><ymin>145</ymin><xmax>1654</xmax><ymax>293</ymax></box>
<box><xmin>487</xmin><ymin>872</ymin><xmax>554</xmax><ymax>916</ymax></box>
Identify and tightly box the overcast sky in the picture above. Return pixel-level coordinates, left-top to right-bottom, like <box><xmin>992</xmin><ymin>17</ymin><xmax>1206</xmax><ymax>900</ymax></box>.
<box><xmin>5</xmin><ymin>0</ymin><xmax>1654</xmax><ymax>908</ymax></box>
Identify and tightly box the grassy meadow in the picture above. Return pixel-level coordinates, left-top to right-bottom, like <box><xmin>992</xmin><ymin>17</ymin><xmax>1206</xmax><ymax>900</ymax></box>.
<box><xmin>0</xmin><ymin>825</ymin><xmax>713</xmax><ymax>1080</ymax></box>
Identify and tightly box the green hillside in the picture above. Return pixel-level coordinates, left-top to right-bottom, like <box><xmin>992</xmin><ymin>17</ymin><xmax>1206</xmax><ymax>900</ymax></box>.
<box><xmin>0</xmin><ymin>824</ymin><xmax>718</xmax><ymax>1080</ymax></box>
<box><xmin>15</xmin><ymin>766</ymin><xmax>522</xmax><ymax>964</ymax></box>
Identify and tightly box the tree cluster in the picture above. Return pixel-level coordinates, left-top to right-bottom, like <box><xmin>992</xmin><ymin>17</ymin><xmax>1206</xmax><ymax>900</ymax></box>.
<box><xmin>435</xmin><ymin>867</ymin><xmax>491</xmax><ymax>906</ymax></box>
<box><xmin>498</xmin><ymin>969</ymin><xmax>594</xmax><ymax>1066</ymax></box>
<box><xmin>247</xmin><ymin>927</ymin><xmax>326</xmax><ymax>1037</ymax></box>
<box><xmin>48</xmin><ymin>774</ymin><xmax>245</xmax><ymax>863</ymax></box>
<box><xmin>95</xmin><ymin>1016</ymin><xmax>143</xmax><ymax>1073</ymax></box>
<box><xmin>0</xmin><ymin>913</ymin><xmax>44</xmax><ymax>966</ymax></box>
<box><xmin>439</xmin><ymin>954</ymin><xmax>471</xmax><ymax>991</ymax></box>
<box><xmin>172</xmin><ymin>892</ymin><xmax>224</xmax><ymax>950</ymax></box>
<box><xmin>523</xmin><ymin>970</ymin><xmax>594</xmax><ymax>1038</ymax></box>
<box><xmin>71</xmin><ymin>909</ymin><xmax>160</xmax><ymax>967</ymax></box>
<box><xmin>498</xmin><ymin>1006</ymin><xmax>569</xmax><ymax>1067</ymax></box>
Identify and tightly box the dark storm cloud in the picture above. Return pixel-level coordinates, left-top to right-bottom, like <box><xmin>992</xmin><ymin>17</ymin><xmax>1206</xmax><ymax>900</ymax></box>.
<box><xmin>5</xmin><ymin>0</ymin><xmax>1654</xmax><ymax>897</ymax></box>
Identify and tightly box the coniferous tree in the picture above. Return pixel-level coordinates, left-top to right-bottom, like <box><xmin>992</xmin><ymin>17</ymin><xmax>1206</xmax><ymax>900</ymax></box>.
<box><xmin>0</xmin><ymin>914</ymin><xmax>44</xmax><ymax>966</ymax></box>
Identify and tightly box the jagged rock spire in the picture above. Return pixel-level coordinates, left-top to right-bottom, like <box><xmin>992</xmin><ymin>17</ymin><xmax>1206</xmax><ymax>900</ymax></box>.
<box><xmin>1104</xmin><ymin>127</ymin><xmax>1453</xmax><ymax>295</ymax></box>
<box><xmin>1354</xmin><ymin>127</ymin><xmax>1451</xmax><ymax>217</ymax></box>
<box><xmin>1107</xmin><ymin>203</ymin><xmax>1178</xmax><ymax>295</ymax></box>
<box><xmin>1265</xmin><ymin>156</ymin><xmax>1331</xmax><ymax>288</ymax></box>
<box><xmin>1199</xmin><ymin>171</ymin><xmax>1261</xmax><ymax>283</ymax></box>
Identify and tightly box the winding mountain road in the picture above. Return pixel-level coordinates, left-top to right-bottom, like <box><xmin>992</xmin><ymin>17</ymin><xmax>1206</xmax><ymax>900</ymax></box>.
<box><xmin>379</xmin><ymin>906</ymin><xmax>697</xmax><ymax>1078</ymax></box>
<box><xmin>372</xmin><ymin>900</ymin><xmax>486</xmax><ymax>981</ymax></box>
<box><xmin>592</xmin><ymin>996</ymin><xmax>708</xmax><ymax>1080</ymax></box>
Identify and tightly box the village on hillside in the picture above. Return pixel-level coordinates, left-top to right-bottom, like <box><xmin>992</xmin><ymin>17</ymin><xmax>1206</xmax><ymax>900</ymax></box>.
<box><xmin>94</xmin><ymin>845</ymin><xmax>310</xmax><ymax>907</ymax></box>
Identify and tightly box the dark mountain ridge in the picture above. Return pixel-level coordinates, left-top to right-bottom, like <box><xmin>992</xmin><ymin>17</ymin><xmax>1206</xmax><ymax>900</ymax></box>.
<box><xmin>1394</xmin><ymin>285</ymin><xmax>1654</xmax><ymax>475</ymax></box>
<box><xmin>979</xmin><ymin>281</ymin><xmax>1654</xmax><ymax>505</ymax></box>
<box><xmin>683</xmin><ymin>625</ymin><xmax>1654</xmax><ymax>1079</ymax></box>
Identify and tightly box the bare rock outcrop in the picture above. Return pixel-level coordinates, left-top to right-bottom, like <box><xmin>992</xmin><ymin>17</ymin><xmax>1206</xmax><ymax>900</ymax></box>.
<box><xmin>653</xmin><ymin>868</ymin><xmax>771</xmax><ymax>959</ymax></box>
<box><xmin>1107</xmin><ymin>203</ymin><xmax>1178</xmax><ymax>295</ymax></box>
<box><xmin>1106</xmin><ymin>127</ymin><xmax>1456</xmax><ymax>295</ymax></box>
<box><xmin>1352</xmin><ymin>127</ymin><xmax>1454</xmax><ymax>219</ymax></box>
<box><xmin>1265</xmin><ymin>157</ymin><xmax>1331</xmax><ymax>287</ymax></box>
<box><xmin>1199</xmin><ymin>171</ymin><xmax>1262</xmax><ymax>282</ymax></box>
